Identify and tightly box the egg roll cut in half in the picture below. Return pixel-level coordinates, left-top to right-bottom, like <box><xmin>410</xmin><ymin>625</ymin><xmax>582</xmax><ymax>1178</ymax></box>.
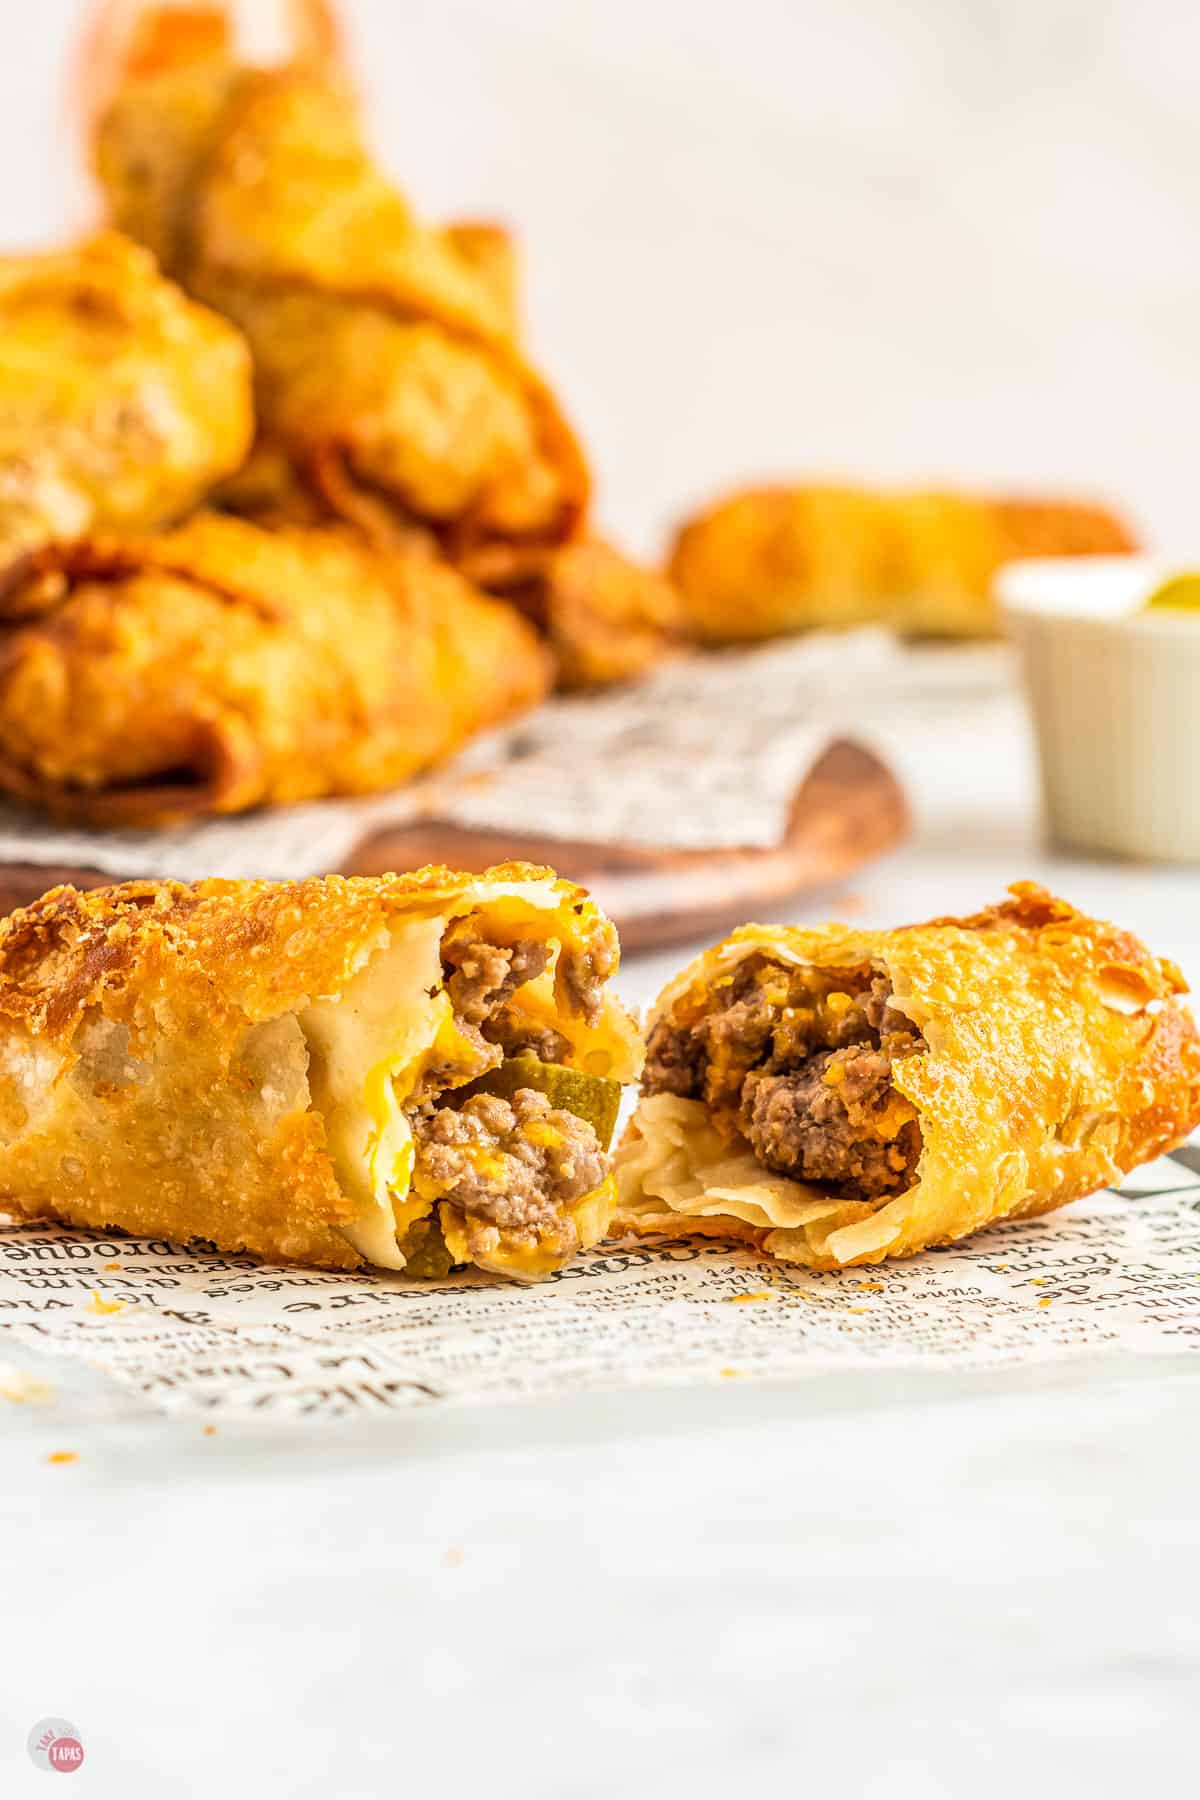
<box><xmin>669</xmin><ymin>484</ymin><xmax>1137</xmax><ymax>642</ymax></box>
<box><xmin>0</xmin><ymin>867</ymin><xmax>643</xmax><ymax>1279</ymax></box>
<box><xmin>615</xmin><ymin>884</ymin><xmax>1200</xmax><ymax>1269</ymax></box>
<box><xmin>0</xmin><ymin>233</ymin><xmax>252</xmax><ymax>575</ymax></box>
<box><xmin>0</xmin><ymin>512</ymin><xmax>551</xmax><ymax>827</ymax></box>
<box><xmin>95</xmin><ymin>53</ymin><xmax>590</xmax><ymax>558</ymax></box>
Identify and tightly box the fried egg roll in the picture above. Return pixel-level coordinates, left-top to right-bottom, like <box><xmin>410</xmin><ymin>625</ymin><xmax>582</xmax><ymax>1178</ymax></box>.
<box><xmin>669</xmin><ymin>484</ymin><xmax>1137</xmax><ymax>642</ymax></box>
<box><xmin>0</xmin><ymin>513</ymin><xmax>550</xmax><ymax>827</ymax></box>
<box><xmin>457</xmin><ymin>538</ymin><xmax>684</xmax><ymax>689</ymax></box>
<box><xmin>95</xmin><ymin>54</ymin><xmax>589</xmax><ymax>558</ymax></box>
<box><xmin>0</xmin><ymin>866</ymin><xmax>642</xmax><ymax>1278</ymax></box>
<box><xmin>91</xmin><ymin>11</ymin><xmax>679</xmax><ymax>685</ymax></box>
<box><xmin>615</xmin><ymin>885</ymin><xmax>1200</xmax><ymax>1269</ymax></box>
<box><xmin>215</xmin><ymin>461</ymin><xmax>682</xmax><ymax>689</ymax></box>
<box><xmin>0</xmin><ymin>234</ymin><xmax>253</xmax><ymax>574</ymax></box>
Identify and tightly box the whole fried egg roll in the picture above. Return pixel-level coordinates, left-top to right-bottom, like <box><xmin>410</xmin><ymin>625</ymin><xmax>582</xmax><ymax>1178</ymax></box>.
<box><xmin>0</xmin><ymin>513</ymin><xmax>551</xmax><ymax>827</ymax></box>
<box><xmin>615</xmin><ymin>885</ymin><xmax>1200</xmax><ymax>1269</ymax></box>
<box><xmin>0</xmin><ymin>234</ymin><xmax>253</xmax><ymax>573</ymax></box>
<box><xmin>0</xmin><ymin>867</ymin><xmax>642</xmax><ymax>1279</ymax></box>
<box><xmin>96</xmin><ymin>58</ymin><xmax>589</xmax><ymax>557</ymax></box>
<box><xmin>669</xmin><ymin>484</ymin><xmax>1137</xmax><ymax>642</ymax></box>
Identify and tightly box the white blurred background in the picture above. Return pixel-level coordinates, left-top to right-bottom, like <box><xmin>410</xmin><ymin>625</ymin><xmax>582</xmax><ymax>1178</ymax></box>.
<box><xmin>7</xmin><ymin>0</ymin><xmax>1198</xmax><ymax>556</ymax></box>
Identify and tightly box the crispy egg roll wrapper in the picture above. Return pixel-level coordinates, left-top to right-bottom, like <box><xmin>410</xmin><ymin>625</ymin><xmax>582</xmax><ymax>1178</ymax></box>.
<box><xmin>669</xmin><ymin>485</ymin><xmax>1137</xmax><ymax>642</ymax></box>
<box><xmin>214</xmin><ymin>442</ymin><xmax>681</xmax><ymax>687</ymax></box>
<box><xmin>443</xmin><ymin>221</ymin><xmax>521</xmax><ymax>339</ymax></box>
<box><xmin>96</xmin><ymin>60</ymin><xmax>590</xmax><ymax>556</ymax></box>
<box><xmin>615</xmin><ymin>885</ymin><xmax>1200</xmax><ymax>1269</ymax></box>
<box><xmin>0</xmin><ymin>234</ymin><xmax>253</xmax><ymax>575</ymax></box>
<box><xmin>0</xmin><ymin>866</ymin><xmax>642</xmax><ymax>1278</ymax></box>
<box><xmin>0</xmin><ymin>512</ymin><xmax>551</xmax><ymax>827</ymax></box>
<box><xmin>451</xmin><ymin>537</ymin><xmax>684</xmax><ymax>689</ymax></box>
<box><xmin>215</xmin><ymin>451</ymin><xmax>681</xmax><ymax>689</ymax></box>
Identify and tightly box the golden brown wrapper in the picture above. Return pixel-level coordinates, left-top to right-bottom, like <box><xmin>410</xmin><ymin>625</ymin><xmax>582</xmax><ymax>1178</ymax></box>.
<box><xmin>96</xmin><ymin>55</ymin><xmax>590</xmax><ymax>558</ymax></box>
<box><xmin>614</xmin><ymin>885</ymin><xmax>1200</xmax><ymax>1269</ymax></box>
<box><xmin>458</xmin><ymin>538</ymin><xmax>684</xmax><ymax>690</ymax></box>
<box><xmin>0</xmin><ymin>233</ymin><xmax>253</xmax><ymax>575</ymax></box>
<box><xmin>669</xmin><ymin>484</ymin><xmax>1138</xmax><ymax>642</ymax></box>
<box><xmin>89</xmin><ymin>10</ymin><xmax>679</xmax><ymax>687</ymax></box>
<box><xmin>0</xmin><ymin>866</ymin><xmax>643</xmax><ymax>1278</ymax></box>
<box><xmin>0</xmin><ymin>512</ymin><xmax>551</xmax><ymax>827</ymax></box>
<box><xmin>214</xmin><ymin>445</ymin><xmax>682</xmax><ymax>688</ymax></box>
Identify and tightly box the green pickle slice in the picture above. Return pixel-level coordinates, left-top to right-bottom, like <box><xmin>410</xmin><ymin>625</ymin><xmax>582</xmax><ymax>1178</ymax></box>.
<box><xmin>1144</xmin><ymin>573</ymin><xmax>1200</xmax><ymax>613</ymax></box>
<box><xmin>397</xmin><ymin>1213</ymin><xmax>455</xmax><ymax>1280</ymax></box>
<box><xmin>465</xmin><ymin>1053</ymin><xmax>622</xmax><ymax>1149</ymax></box>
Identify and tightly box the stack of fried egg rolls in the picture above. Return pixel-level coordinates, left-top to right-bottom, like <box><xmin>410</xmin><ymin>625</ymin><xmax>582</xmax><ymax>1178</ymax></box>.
<box><xmin>0</xmin><ymin>512</ymin><xmax>550</xmax><ymax>826</ymax></box>
<box><xmin>669</xmin><ymin>484</ymin><xmax>1137</xmax><ymax>641</ymax></box>
<box><xmin>615</xmin><ymin>885</ymin><xmax>1200</xmax><ymax>1268</ymax></box>
<box><xmin>0</xmin><ymin>234</ymin><xmax>252</xmax><ymax>575</ymax></box>
<box><xmin>90</xmin><ymin>12</ymin><xmax>680</xmax><ymax>685</ymax></box>
<box><xmin>0</xmin><ymin>865</ymin><xmax>642</xmax><ymax>1278</ymax></box>
<box><xmin>93</xmin><ymin>34</ymin><xmax>581</xmax><ymax>559</ymax></box>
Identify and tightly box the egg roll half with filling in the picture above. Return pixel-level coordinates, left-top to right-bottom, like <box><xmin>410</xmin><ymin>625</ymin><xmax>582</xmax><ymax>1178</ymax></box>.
<box><xmin>615</xmin><ymin>885</ymin><xmax>1200</xmax><ymax>1269</ymax></box>
<box><xmin>0</xmin><ymin>867</ymin><xmax>642</xmax><ymax>1277</ymax></box>
<box><xmin>0</xmin><ymin>233</ymin><xmax>253</xmax><ymax>576</ymax></box>
<box><xmin>0</xmin><ymin>512</ymin><xmax>551</xmax><ymax>827</ymax></box>
<box><xmin>669</xmin><ymin>484</ymin><xmax>1137</xmax><ymax>642</ymax></box>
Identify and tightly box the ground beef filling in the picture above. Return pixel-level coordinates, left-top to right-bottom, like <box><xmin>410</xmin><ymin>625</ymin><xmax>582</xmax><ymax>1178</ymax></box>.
<box><xmin>411</xmin><ymin>1089</ymin><xmax>605</xmax><ymax>1251</ymax></box>
<box><xmin>439</xmin><ymin>920</ymin><xmax>570</xmax><ymax>1066</ymax></box>
<box><xmin>441</xmin><ymin>924</ymin><xmax>556</xmax><ymax>1046</ymax></box>
<box><xmin>408</xmin><ymin>918</ymin><xmax>606</xmax><ymax>1251</ymax></box>
<box><xmin>643</xmin><ymin>956</ymin><xmax>924</xmax><ymax>1202</ymax></box>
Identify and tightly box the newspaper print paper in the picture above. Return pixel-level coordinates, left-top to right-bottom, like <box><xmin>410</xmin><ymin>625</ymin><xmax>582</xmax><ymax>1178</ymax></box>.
<box><xmin>0</xmin><ymin>633</ymin><xmax>1010</xmax><ymax>880</ymax></box>
<box><xmin>3</xmin><ymin>1156</ymin><xmax>1199</xmax><ymax>1420</ymax></box>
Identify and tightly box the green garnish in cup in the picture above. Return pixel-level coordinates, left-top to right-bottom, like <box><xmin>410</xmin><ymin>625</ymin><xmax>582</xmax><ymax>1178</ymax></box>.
<box><xmin>1144</xmin><ymin>573</ymin><xmax>1200</xmax><ymax>612</ymax></box>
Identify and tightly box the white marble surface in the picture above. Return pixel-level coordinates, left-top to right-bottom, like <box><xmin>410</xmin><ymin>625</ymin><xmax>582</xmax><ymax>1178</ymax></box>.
<box><xmin>3</xmin><ymin>677</ymin><xmax>1200</xmax><ymax>1797</ymax></box>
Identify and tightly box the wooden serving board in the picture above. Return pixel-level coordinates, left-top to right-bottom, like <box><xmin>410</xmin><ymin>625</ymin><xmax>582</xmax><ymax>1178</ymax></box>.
<box><xmin>0</xmin><ymin>740</ymin><xmax>906</xmax><ymax>953</ymax></box>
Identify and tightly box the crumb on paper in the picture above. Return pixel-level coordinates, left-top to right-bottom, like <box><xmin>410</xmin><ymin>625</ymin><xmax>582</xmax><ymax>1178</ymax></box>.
<box><xmin>1037</xmin><ymin>1297</ymin><xmax>1053</xmax><ymax>1308</ymax></box>
<box><xmin>202</xmin><ymin>1424</ymin><xmax>218</xmax><ymax>1437</ymax></box>
<box><xmin>1029</xmin><ymin>1278</ymin><xmax>1047</xmax><ymax>1287</ymax></box>
<box><xmin>443</xmin><ymin>1546</ymin><xmax>465</xmax><ymax>1568</ymax></box>
<box><xmin>725</xmin><ymin>1291</ymin><xmax>777</xmax><ymax>1305</ymax></box>
<box><xmin>0</xmin><ymin>1363</ymin><xmax>55</xmax><ymax>1405</ymax></box>
<box><xmin>84</xmin><ymin>1290</ymin><xmax>126</xmax><ymax>1317</ymax></box>
<box><xmin>854</xmin><ymin>1281</ymin><xmax>885</xmax><ymax>1292</ymax></box>
<box><xmin>719</xmin><ymin>1367</ymin><xmax>745</xmax><ymax>1379</ymax></box>
<box><xmin>46</xmin><ymin>1450</ymin><xmax>78</xmax><ymax>1466</ymax></box>
<box><xmin>845</xmin><ymin>1307</ymin><xmax>871</xmax><ymax>1315</ymax></box>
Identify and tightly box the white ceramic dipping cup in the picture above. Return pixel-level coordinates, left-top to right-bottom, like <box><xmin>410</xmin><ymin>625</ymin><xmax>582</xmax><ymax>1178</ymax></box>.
<box><xmin>998</xmin><ymin>554</ymin><xmax>1200</xmax><ymax>863</ymax></box>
